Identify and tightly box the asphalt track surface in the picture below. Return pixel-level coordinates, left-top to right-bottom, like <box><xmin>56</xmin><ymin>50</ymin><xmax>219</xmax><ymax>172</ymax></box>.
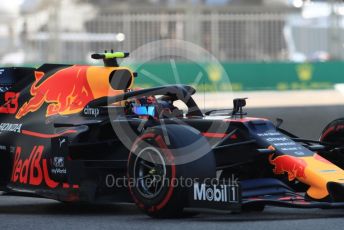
<box><xmin>1</xmin><ymin>105</ymin><xmax>344</xmax><ymax>230</ymax></box>
<box><xmin>0</xmin><ymin>195</ymin><xmax>343</xmax><ymax>230</ymax></box>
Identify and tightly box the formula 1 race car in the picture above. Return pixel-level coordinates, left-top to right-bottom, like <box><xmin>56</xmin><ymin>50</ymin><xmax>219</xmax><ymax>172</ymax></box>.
<box><xmin>1</xmin><ymin>52</ymin><xmax>344</xmax><ymax>218</ymax></box>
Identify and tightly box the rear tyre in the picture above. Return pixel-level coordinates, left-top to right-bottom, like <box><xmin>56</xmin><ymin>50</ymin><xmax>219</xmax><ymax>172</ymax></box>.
<box><xmin>127</xmin><ymin>124</ymin><xmax>216</xmax><ymax>218</ymax></box>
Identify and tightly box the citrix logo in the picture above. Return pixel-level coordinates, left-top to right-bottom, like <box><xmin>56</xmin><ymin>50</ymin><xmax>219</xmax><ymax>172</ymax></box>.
<box><xmin>83</xmin><ymin>106</ymin><xmax>99</xmax><ymax>117</ymax></box>
<box><xmin>193</xmin><ymin>182</ymin><xmax>228</xmax><ymax>202</ymax></box>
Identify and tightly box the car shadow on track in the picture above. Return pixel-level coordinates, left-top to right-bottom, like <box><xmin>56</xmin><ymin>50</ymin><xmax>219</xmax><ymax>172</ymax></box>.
<box><xmin>190</xmin><ymin>207</ymin><xmax>344</xmax><ymax>222</ymax></box>
<box><xmin>0</xmin><ymin>196</ymin><xmax>343</xmax><ymax>221</ymax></box>
<box><xmin>0</xmin><ymin>197</ymin><xmax>141</xmax><ymax>216</ymax></box>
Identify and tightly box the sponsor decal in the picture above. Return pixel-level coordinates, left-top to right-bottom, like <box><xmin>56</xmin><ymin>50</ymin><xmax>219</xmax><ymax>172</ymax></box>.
<box><xmin>319</xmin><ymin>169</ymin><xmax>337</xmax><ymax>173</ymax></box>
<box><xmin>281</xmin><ymin>147</ymin><xmax>302</xmax><ymax>151</ymax></box>
<box><xmin>0</xmin><ymin>92</ymin><xmax>19</xmax><ymax>114</ymax></box>
<box><xmin>10</xmin><ymin>146</ymin><xmax>16</xmax><ymax>153</ymax></box>
<box><xmin>59</xmin><ymin>138</ymin><xmax>66</xmax><ymax>148</ymax></box>
<box><xmin>296</xmin><ymin>63</ymin><xmax>313</xmax><ymax>82</ymax></box>
<box><xmin>193</xmin><ymin>182</ymin><xmax>238</xmax><ymax>203</ymax></box>
<box><xmin>266</xmin><ymin>137</ymin><xmax>289</xmax><ymax>141</ymax></box>
<box><xmin>207</xmin><ymin>64</ymin><xmax>222</xmax><ymax>83</ymax></box>
<box><xmin>15</xmin><ymin>67</ymin><xmax>94</xmax><ymax>119</ymax></box>
<box><xmin>0</xmin><ymin>123</ymin><xmax>22</xmax><ymax>133</ymax></box>
<box><xmin>53</xmin><ymin>157</ymin><xmax>64</xmax><ymax>168</ymax></box>
<box><xmin>273</xmin><ymin>142</ymin><xmax>298</xmax><ymax>146</ymax></box>
<box><xmin>269</xmin><ymin>154</ymin><xmax>307</xmax><ymax>181</ymax></box>
<box><xmin>257</xmin><ymin>131</ymin><xmax>313</xmax><ymax>156</ymax></box>
<box><xmin>51</xmin><ymin>157</ymin><xmax>67</xmax><ymax>174</ymax></box>
<box><xmin>11</xmin><ymin>145</ymin><xmax>59</xmax><ymax>188</ymax></box>
<box><xmin>257</xmin><ymin>132</ymin><xmax>281</xmax><ymax>137</ymax></box>
<box><xmin>83</xmin><ymin>105</ymin><xmax>100</xmax><ymax>117</ymax></box>
<box><xmin>51</xmin><ymin>168</ymin><xmax>67</xmax><ymax>174</ymax></box>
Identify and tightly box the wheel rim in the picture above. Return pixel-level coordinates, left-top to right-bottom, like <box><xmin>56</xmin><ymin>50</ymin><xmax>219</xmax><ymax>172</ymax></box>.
<box><xmin>133</xmin><ymin>147</ymin><xmax>167</xmax><ymax>199</ymax></box>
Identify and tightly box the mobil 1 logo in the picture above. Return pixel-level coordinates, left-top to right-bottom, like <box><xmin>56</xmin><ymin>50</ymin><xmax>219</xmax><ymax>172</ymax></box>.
<box><xmin>189</xmin><ymin>180</ymin><xmax>240</xmax><ymax>211</ymax></box>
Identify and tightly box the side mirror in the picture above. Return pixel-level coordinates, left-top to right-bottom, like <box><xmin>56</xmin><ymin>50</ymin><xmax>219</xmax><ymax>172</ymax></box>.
<box><xmin>232</xmin><ymin>98</ymin><xmax>248</xmax><ymax>118</ymax></box>
<box><xmin>276</xmin><ymin>118</ymin><xmax>283</xmax><ymax>128</ymax></box>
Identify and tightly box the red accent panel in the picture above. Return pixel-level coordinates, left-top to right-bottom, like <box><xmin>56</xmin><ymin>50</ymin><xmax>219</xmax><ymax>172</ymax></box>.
<box><xmin>72</xmin><ymin>184</ymin><xmax>79</xmax><ymax>189</ymax></box>
<box><xmin>21</xmin><ymin>129</ymin><xmax>77</xmax><ymax>139</ymax></box>
<box><xmin>224</xmin><ymin>117</ymin><xmax>268</xmax><ymax>123</ymax></box>
<box><xmin>202</xmin><ymin>132</ymin><xmax>227</xmax><ymax>138</ymax></box>
<box><xmin>230</xmin><ymin>134</ymin><xmax>238</xmax><ymax>139</ymax></box>
<box><xmin>63</xmin><ymin>183</ymin><xmax>70</xmax><ymax>188</ymax></box>
<box><xmin>314</xmin><ymin>153</ymin><xmax>332</xmax><ymax>164</ymax></box>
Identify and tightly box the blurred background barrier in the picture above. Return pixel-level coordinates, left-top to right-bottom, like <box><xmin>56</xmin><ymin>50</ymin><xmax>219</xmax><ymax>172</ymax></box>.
<box><xmin>132</xmin><ymin>61</ymin><xmax>343</xmax><ymax>91</ymax></box>
<box><xmin>2</xmin><ymin>0</ymin><xmax>344</xmax><ymax>92</ymax></box>
<box><xmin>16</xmin><ymin>61</ymin><xmax>344</xmax><ymax>92</ymax></box>
<box><xmin>1</xmin><ymin>0</ymin><xmax>344</xmax><ymax>66</ymax></box>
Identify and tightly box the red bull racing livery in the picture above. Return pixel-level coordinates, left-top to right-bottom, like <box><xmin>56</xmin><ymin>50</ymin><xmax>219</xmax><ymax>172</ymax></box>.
<box><xmin>1</xmin><ymin>52</ymin><xmax>344</xmax><ymax>218</ymax></box>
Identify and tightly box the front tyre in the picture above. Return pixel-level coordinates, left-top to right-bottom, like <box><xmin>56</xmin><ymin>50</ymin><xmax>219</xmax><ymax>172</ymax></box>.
<box><xmin>320</xmin><ymin>118</ymin><xmax>344</xmax><ymax>168</ymax></box>
<box><xmin>127</xmin><ymin>124</ymin><xmax>216</xmax><ymax>218</ymax></box>
<box><xmin>321</xmin><ymin>119</ymin><xmax>344</xmax><ymax>144</ymax></box>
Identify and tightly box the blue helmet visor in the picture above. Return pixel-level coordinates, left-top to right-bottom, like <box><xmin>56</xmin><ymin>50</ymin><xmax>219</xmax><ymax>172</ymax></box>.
<box><xmin>133</xmin><ymin>105</ymin><xmax>155</xmax><ymax>116</ymax></box>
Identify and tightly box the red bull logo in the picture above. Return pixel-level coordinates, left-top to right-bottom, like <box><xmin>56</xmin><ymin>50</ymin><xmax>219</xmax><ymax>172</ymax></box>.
<box><xmin>11</xmin><ymin>145</ymin><xmax>79</xmax><ymax>189</ymax></box>
<box><xmin>15</xmin><ymin>66</ymin><xmax>94</xmax><ymax>119</ymax></box>
<box><xmin>269</xmin><ymin>154</ymin><xmax>307</xmax><ymax>181</ymax></box>
<box><xmin>11</xmin><ymin>145</ymin><xmax>59</xmax><ymax>188</ymax></box>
